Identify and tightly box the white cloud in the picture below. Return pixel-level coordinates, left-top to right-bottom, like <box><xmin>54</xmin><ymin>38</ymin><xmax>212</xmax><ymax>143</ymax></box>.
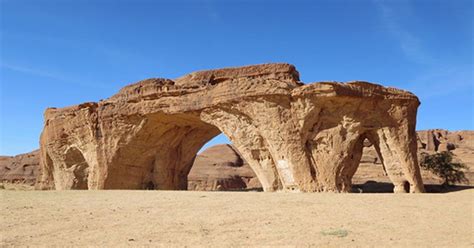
<box><xmin>0</xmin><ymin>62</ymin><xmax>108</xmax><ymax>89</ymax></box>
<box><xmin>373</xmin><ymin>0</ymin><xmax>435</xmax><ymax>65</ymax></box>
<box><xmin>1</xmin><ymin>63</ymin><xmax>69</xmax><ymax>81</ymax></box>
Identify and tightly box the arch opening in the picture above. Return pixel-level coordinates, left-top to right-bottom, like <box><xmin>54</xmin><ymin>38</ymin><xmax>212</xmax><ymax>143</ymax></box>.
<box><xmin>351</xmin><ymin>133</ymin><xmax>411</xmax><ymax>193</ymax></box>
<box><xmin>101</xmin><ymin>112</ymin><xmax>272</xmax><ymax>191</ymax></box>
<box><xmin>63</xmin><ymin>147</ymin><xmax>89</xmax><ymax>189</ymax></box>
<box><xmin>102</xmin><ymin>113</ymin><xmax>221</xmax><ymax>190</ymax></box>
<box><xmin>187</xmin><ymin>133</ymin><xmax>264</xmax><ymax>192</ymax></box>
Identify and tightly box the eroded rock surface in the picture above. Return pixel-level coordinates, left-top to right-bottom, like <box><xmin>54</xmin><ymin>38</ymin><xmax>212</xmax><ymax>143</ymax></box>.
<box><xmin>36</xmin><ymin>63</ymin><xmax>425</xmax><ymax>193</ymax></box>
<box><xmin>188</xmin><ymin>144</ymin><xmax>259</xmax><ymax>191</ymax></box>
<box><xmin>0</xmin><ymin>150</ymin><xmax>39</xmax><ymax>185</ymax></box>
<box><xmin>3</xmin><ymin>129</ymin><xmax>473</xmax><ymax>191</ymax></box>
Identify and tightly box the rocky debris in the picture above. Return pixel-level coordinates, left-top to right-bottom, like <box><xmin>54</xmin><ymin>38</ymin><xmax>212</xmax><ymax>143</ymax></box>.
<box><xmin>31</xmin><ymin>63</ymin><xmax>425</xmax><ymax>192</ymax></box>
<box><xmin>0</xmin><ymin>150</ymin><xmax>39</xmax><ymax>185</ymax></box>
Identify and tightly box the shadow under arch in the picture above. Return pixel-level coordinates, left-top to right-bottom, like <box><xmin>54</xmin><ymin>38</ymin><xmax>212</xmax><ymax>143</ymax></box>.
<box><xmin>63</xmin><ymin>147</ymin><xmax>89</xmax><ymax>189</ymax></box>
<box><xmin>343</xmin><ymin>131</ymin><xmax>415</xmax><ymax>194</ymax></box>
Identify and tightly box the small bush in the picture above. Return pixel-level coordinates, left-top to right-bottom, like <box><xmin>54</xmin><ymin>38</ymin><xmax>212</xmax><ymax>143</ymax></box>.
<box><xmin>320</xmin><ymin>229</ymin><xmax>349</xmax><ymax>238</ymax></box>
<box><xmin>420</xmin><ymin>151</ymin><xmax>469</xmax><ymax>187</ymax></box>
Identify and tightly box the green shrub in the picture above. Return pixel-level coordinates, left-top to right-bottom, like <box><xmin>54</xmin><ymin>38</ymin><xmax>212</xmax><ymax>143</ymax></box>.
<box><xmin>420</xmin><ymin>151</ymin><xmax>469</xmax><ymax>187</ymax></box>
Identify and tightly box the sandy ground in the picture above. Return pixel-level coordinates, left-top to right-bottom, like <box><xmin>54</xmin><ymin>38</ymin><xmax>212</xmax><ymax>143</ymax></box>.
<box><xmin>1</xmin><ymin>190</ymin><xmax>473</xmax><ymax>247</ymax></box>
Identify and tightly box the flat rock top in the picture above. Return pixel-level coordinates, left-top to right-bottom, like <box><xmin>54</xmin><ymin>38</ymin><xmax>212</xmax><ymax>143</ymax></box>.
<box><xmin>44</xmin><ymin>63</ymin><xmax>420</xmax><ymax>118</ymax></box>
<box><xmin>293</xmin><ymin>81</ymin><xmax>418</xmax><ymax>100</ymax></box>
<box><xmin>174</xmin><ymin>63</ymin><xmax>300</xmax><ymax>86</ymax></box>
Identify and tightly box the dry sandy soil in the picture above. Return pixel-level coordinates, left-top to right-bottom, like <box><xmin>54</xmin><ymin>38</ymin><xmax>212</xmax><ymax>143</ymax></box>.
<box><xmin>1</xmin><ymin>189</ymin><xmax>473</xmax><ymax>247</ymax></box>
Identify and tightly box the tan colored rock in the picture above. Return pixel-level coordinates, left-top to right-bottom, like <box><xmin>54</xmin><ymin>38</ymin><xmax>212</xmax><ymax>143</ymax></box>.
<box><xmin>36</xmin><ymin>63</ymin><xmax>425</xmax><ymax>193</ymax></box>
<box><xmin>417</xmin><ymin>129</ymin><xmax>472</xmax><ymax>152</ymax></box>
<box><xmin>0</xmin><ymin>150</ymin><xmax>39</xmax><ymax>185</ymax></box>
<box><xmin>7</xmin><ymin>130</ymin><xmax>470</xmax><ymax>191</ymax></box>
<box><xmin>188</xmin><ymin>144</ymin><xmax>259</xmax><ymax>191</ymax></box>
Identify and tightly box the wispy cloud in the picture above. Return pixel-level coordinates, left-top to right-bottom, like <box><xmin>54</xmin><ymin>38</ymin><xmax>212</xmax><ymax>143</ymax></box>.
<box><xmin>2</xmin><ymin>30</ymin><xmax>153</xmax><ymax>68</ymax></box>
<box><xmin>203</xmin><ymin>0</ymin><xmax>221</xmax><ymax>22</ymax></box>
<box><xmin>373</xmin><ymin>0</ymin><xmax>473</xmax><ymax>100</ymax></box>
<box><xmin>373</xmin><ymin>0</ymin><xmax>435</xmax><ymax>65</ymax></box>
<box><xmin>407</xmin><ymin>64</ymin><xmax>473</xmax><ymax>99</ymax></box>
<box><xmin>1</xmin><ymin>63</ymin><xmax>69</xmax><ymax>82</ymax></box>
<box><xmin>1</xmin><ymin>30</ymin><xmax>149</xmax><ymax>89</ymax></box>
<box><xmin>1</xmin><ymin>62</ymin><xmax>109</xmax><ymax>89</ymax></box>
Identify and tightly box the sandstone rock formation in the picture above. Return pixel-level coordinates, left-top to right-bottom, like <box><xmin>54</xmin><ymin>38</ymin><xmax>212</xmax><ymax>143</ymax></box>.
<box><xmin>36</xmin><ymin>63</ymin><xmax>425</xmax><ymax>193</ymax></box>
<box><xmin>416</xmin><ymin>130</ymin><xmax>474</xmax><ymax>184</ymax></box>
<box><xmin>188</xmin><ymin>144</ymin><xmax>259</xmax><ymax>191</ymax></box>
<box><xmin>417</xmin><ymin>129</ymin><xmax>473</xmax><ymax>152</ymax></box>
<box><xmin>0</xmin><ymin>150</ymin><xmax>39</xmax><ymax>185</ymax></box>
<box><xmin>0</xmin><ymin>145</ymin><xmax>260</xmax><ymax>191</ymax></box>
<box><xmin>3</xmin><ymin>129</ymin><xmax>473</xmax><ymax>191</ymax></box>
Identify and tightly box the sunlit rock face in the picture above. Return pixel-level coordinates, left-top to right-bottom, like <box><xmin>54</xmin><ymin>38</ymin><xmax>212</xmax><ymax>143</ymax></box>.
<box><xmin>187</xmin><ymin>144</ymin><xmax>258</xmax><ymax>191</ymax></box>
<box><xmin>0</xmin><ymin>150</ymin><xmax>39</xmax><ymax>185</ymax></box>
<box><xmin>36</xmin><ymin>63</ymin><xmax>424</xmax><ymax>193</ymax></box>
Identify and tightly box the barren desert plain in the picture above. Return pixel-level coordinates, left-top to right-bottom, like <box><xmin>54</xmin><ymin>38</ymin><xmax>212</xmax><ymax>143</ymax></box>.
<box><xmin>1</xmin><ymin>189</ymin><xmax>473</xmax><ymax>247</ymax></box>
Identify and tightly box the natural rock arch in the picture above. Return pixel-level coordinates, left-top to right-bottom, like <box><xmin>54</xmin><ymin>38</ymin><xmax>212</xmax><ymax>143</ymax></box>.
<box><xmin>63</xmin><ymin>147</ymin><xmax>89</xmax><ymax>189</ymax></box>
<box><xmin>36</xmin><ymin>63</ymin><xmax>424</xmax><ymax>193</ymax></box>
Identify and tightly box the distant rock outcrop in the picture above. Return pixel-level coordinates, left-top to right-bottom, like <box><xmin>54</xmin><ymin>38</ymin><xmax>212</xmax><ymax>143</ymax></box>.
<box><xmin>188</xmin><ymin>144</ymin><xmax>259</xmax><ymax>191</ymax></box>
<box><xmin>417</xmin><ymin>129</ymin><xmax>473</xmax><ymax>152</ymax></box>
<box><xmin>0</xmin><ymin>150</ymin><xmax>39</xmax><ymax>185</ymax></box>
<box><xmin>354</xmin><ymin>130</ymin><xmax>474</xmax><ymax>186</ymax></box>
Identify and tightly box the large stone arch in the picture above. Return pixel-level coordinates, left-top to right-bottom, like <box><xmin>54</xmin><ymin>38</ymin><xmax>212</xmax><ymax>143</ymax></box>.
<box><xmin>36</xmin><ymin>63</ymin><xmax>425</xmax><ymax>193</ymax></box>
<box><xmin>99</xmin><ymin>112</ymin><xmax>221</xmax><ymax>190</ymax></box>
<box><xmin>201</xmin><ymin>107</ymin><xmax>282</xmax><ymax>192</ymax></box>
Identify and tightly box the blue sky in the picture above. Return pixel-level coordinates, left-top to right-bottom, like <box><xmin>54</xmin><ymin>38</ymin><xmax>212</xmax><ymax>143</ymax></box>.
<box><xmin>0</xmin><ymin>0</ymin><xmax>472</xmax><ymax>155</ymax></box>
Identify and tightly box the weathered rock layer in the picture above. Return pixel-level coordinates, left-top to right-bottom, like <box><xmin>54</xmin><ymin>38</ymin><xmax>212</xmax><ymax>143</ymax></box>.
<box><xmin>188</xmin><ymin>144</ymin><xmax>258</xmax><ymax>191</ymax></box>
<box><xmin>36</xmin><ymin>63</ymin><xmax>424</xmax><ymax>193</ymax></box>
<box><xmin>0</xmin><ymin>150</ymin><xmax>39</xmax><ymax>185</ymax></box>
